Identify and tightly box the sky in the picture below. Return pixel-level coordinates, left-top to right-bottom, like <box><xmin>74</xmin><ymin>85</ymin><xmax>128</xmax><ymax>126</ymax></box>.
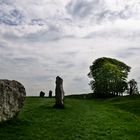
<box><xmin>0</xmin><ymin>0</ymin><xmax>140</xmax><ymax>96</ymax></box>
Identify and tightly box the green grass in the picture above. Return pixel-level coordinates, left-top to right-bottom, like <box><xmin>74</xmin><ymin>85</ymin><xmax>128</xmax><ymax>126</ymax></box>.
<box><xmin>0</xmin><ymin>95</ymin><xmax>140</xmax><ymax>140</ymax></box>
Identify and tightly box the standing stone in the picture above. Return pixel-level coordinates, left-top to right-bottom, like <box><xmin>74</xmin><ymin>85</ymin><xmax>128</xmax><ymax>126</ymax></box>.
<box><xmin>0</xmin><ymin>80</ymin><xmax>26</xmax><ymax>122</ymax></box>
<box><xmin>49</xmin><ymin>90</ymin><xmax>52</xmax><ymax>98</ymax></box>
<box><xmin>40</xmin><ymin>91</ymin><xmax>45</xmax><ymax>97</ymax></box>
<box><xmin>54</xmin><ymin>76</ymin><xmax>65</xmax><ymax>108</ymax></box>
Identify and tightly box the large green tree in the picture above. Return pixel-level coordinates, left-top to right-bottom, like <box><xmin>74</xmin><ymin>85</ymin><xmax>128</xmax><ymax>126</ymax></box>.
<box><xmin>88</xmin><ymin>57</ymin><xmax>131</xmax><ymax>97</ymax></box>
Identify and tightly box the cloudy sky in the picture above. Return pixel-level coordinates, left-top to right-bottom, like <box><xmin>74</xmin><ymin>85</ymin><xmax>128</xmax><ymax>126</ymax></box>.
<box><xmin>0</xmin><ymin>0</ymin><xmax>140</xmax><ymax>96</ymax></box>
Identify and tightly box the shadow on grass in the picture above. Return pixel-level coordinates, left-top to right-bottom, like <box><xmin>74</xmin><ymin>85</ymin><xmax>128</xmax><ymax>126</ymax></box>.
<box><xmin>0</xmin><ymin>118</ymin><xmax>30</xmax><ymax>128</ymax></box>
<box><xmin>114</xmin><ymin>101</ymin><xmax>140</xmax><ymax>117</ymax></box>
<box><xmin>105</xmin><ymin>95</ymin><xmax>140</xmax><ymax>117</ymax></box>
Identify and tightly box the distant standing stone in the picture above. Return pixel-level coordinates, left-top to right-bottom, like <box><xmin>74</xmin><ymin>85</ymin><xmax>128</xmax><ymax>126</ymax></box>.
<box><xmin>0</xmin><ymin>79</ymin><xmax>26</xmax><ymax>122</ymax></box>
<box><xmin>54</xmin><ymin>76</ymin><xmax>65</xmax><ymax>108</ymax></box>
<box><xmin>40</xmin><ymin>91</ymin><xmax>45</xmax><ymax>97</ymax></box>
<box><xmin>49</xmin><ymin>90</ymin><xmax>52</xmax><ymax>98</ymax></box>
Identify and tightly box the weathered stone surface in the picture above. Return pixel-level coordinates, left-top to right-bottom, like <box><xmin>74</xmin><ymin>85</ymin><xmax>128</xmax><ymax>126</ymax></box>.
<box><xmin>40</xmin><ymin>91</ymin><xmax>45</xmax><ymax>97</ymax></box>
<box><xmin>49</xmin><ymin>90</ymin><xmax>52</xmax><ymax>98</ymax></box>
<box><xmin>54</xmin><ymin>76</ymin><xmax>65</xmax><ymax>108</ymax></box>
<box><xmin>0</xmin><ymin>80</ymin><xmax>26</xmax><ymax>122</ymax></box>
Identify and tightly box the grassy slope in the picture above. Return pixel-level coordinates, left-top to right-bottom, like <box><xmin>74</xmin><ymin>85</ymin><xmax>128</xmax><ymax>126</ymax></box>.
<box><xmin>0</xmin><ymin>95</ymin><xmax>140</xmax><ymax>140</ymax></box>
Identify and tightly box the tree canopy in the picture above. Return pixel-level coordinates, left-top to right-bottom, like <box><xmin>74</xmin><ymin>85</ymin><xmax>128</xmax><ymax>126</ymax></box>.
<box><xmin>88</xmin><ymin>57</ymin><xmax>131</xmax><ymax>97</ymax></box>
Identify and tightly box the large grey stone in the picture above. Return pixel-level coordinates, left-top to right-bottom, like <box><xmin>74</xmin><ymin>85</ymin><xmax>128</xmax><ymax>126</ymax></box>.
<box><xmin>0</xmin><ymin>80</ymin><xmax>26</xmax><ymax>122</ymax></box>
<box><xmin>54</xmin><ymin>76</ymin><xmax>65</xmax><ymax>108</ymax></box>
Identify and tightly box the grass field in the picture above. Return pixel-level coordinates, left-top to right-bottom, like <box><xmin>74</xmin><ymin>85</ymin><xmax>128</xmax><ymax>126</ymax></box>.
<box><xmin>0</xmin><ymin>95</ymin><xmax>140</xmax><ymax>140</ymax></box>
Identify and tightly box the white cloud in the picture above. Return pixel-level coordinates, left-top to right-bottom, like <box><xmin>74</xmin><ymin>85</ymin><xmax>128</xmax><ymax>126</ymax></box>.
<box><xmin>66</xmin><ymin>0</ymin><xmax>140</xmax><ymax>24</ymax></box>
<box><xmin>0</xmin><ymin>0</ymin><xmax>140</xmax><ymax>95</ymax></box>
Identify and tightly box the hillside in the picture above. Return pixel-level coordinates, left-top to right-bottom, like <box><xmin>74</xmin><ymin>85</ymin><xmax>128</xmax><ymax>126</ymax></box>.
<box><xmin>0</xmin><ymin>95</ymin><xmax>140</xmax><ymax>140</ymax></box>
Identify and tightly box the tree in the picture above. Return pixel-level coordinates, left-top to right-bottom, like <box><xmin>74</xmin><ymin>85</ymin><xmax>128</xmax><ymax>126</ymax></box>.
<box><xmin>128</xmin><ymin>79</ymin><xmax>139</xmax><ymax>95</ymax></box>
<box><xmin>88</xmin><ymin>57</ymin><xmax>131</xmax><ymax>97</ymax></box>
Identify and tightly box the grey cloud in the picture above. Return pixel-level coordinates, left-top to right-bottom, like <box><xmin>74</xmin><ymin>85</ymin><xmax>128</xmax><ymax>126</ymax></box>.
<box><xmin>30</xmin><ymin>18</ymin><xmax>46</xmax><ymax>26</ymax></box>
<box><xmin>73</xmin><ymin>77</ymin><xmax>84</xmax><ymax>82</ymax></box>
<box><xmin>0</xmin><ymin>0</ymin><xmax>11</xmax><ymax>5</ymax></box>
<box><xmin>127</xmin><ymin>47</ymin><xmax>140</xmax><ymax>51</ymax></box>
<box><xmin>66</xmin><ymin>0</ymin><xmax>104</xmax><ymax>19</ymax></box>
<box><xmin>117</xmin><ymin>51</ymin><xmax>135</xmax><ymax>59</ymax></box>
<box><xmin>0</xmin><ymin>42</ymin><xmax>38</xmax><ymax>68</ymax></box>
<box><xmin>3</xmin><ymin>32</ymin><xmax>21</xmax><ymax>40</ymax></box>
<box><xmin>63</xmin><ymin>51</ymin><xmax>79</xmax><ymax>56</ymax></box>
<box><xmin>0</xmin><ymin>9</ymin><xmax>46</xmax><ymax>26</ymax></box>
<box><xmin>118</xmin><ymin>5</ymin><xmax>133</xmax><ymax>19</ymax></box>
<box><xmin>66</xmin><ymin>0</ymin><xmax>140</xmax><ymax>23</ymax></box>
<box><xmin>0</xmin><ymin>9</ymin><xmax>25</xmax><ymax>26</ymax></box>
<box><xmin>0</xmin><ymin>55</ymin><xmax>38</xmax><ymax>68</ymax></box>
<box><xmin>99</xmin><ymin>5</ymin><xmax>135</xmax><ymax>21</ymax></box>
<box><xmin>0</xmin><ymin>1</ymin><xmax>72</xmax><ymax>27</ymax></box>
<box><xmin>32</xmin><ymin>75</ymin><xmax>53</xmax><ymax>82</ymax></box>
<box><xmin>65</xmin><ymin>63</ymin><xmax>75</xmax><ymax>68</ymax></box>
<box><xmin>68</xmin><ymin>76</ymin><xmax>90</xmax><ymax>93</ymax></box>
<box><xmin>96</xmin><ymin>10</ymin><xmax>120</xmax><ymax>22</ymax></box>
<box><xmin>116</xmin><ymin>47</ymin><xmax>140</xmax><ymax>59</ymax></box>
<box><xmin>2</xmin><ymin>24</ymin><xmax>64</xmax><ymax>42</ymax></box>
<box><xmin>12</xmin><ymin>57</ymin><xmax>37</xmax><ymax>65</ymax></box>
<box><xmin>0</xmin><ymin>0</ymin><xmax>140</xmax><ymax>27</ymax></box>
<box><xmin>25</xmin><ymin>25</ymin><xmax>62</xmax><ymax>42</ymax></box>
<box><xmin>0</xmin><ymin>42</ymin><xmax>8</xmax><ymax>49</ymax></box>
<box><xmin>2</xmin><ymin>24</ymin><xmax>78</xmax><ymax>43</ymax></box>
<box><xmin>56</xmin><ymin>60</ymin><xmax>76</xmax><ymax>69</ymax></box>
<box><xmin>85</xmin><ymin>29</ymin><xmax>140</xmax><ymax>40</ymax></box>
<box><xmin>67</xmin><ymin>0</ymin><xmax>96</xmax><ymax>18</ymax></box>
